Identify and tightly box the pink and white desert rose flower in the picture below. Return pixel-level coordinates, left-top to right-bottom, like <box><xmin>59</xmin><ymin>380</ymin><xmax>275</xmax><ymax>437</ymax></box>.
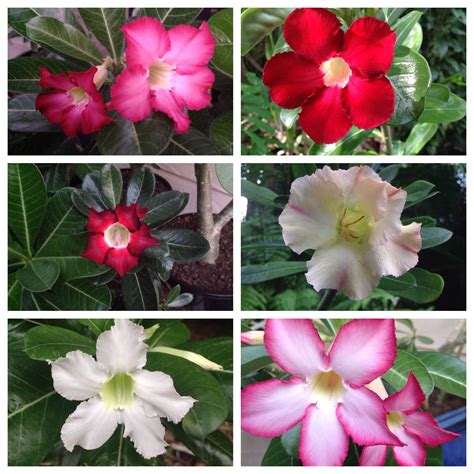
<box><xmin>361</xmin><ymin>372</ymin><xmax>459</xmax><ymax>466</ymax></box>
<box><xmin>241</xmin><ymin>319</ymin><xmax>403</xmax><ymax>466</ymax></box>
<box><xmin>50</xmin><ymin>319</ymin><xmax>195</xmax><ymax>459</ymax></box>
<box><xmin>279</xmin><ymin>166</ymin><xmax>422</xmax><ymax>300</ymax></box>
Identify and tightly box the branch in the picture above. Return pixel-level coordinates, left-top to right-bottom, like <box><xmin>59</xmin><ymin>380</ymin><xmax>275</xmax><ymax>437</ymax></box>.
<box><xmin>214</xmin><ymin>200</ymin><xmax>233</xmax><ymax>232</ymax></box>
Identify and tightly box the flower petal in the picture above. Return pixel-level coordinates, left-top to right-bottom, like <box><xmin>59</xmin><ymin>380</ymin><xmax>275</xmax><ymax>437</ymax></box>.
<box><xmin>121</xmin><ymin>399</ymin><xmax>167</xmax><ymax>459</ymax></box>
<box><xmin>128</xmin><ymin>225</ymin><xmax>158</xmax><ymax>256</ymax></box>
<box><xmin>39</xmin><ymin>67</ymin><xmax>74</xmax><ymax>90</ymax></box>
<box><xmin>61</xmin><ymin>397</ymin><xmax>118</xmax><ymax>451</ymax></box>
<box><xmin>86</xmin><ymin>208</ymin><xmax>117</xmax><ymax>233</ymax></box>
<box><xmin>170</xmin><ymin>67</ymin><xmax>214</xmax><ymax>110</ymax></box>
<box><xmin>337</xmin><ymin>386</ymin><xmax>402</xmax><ymax>446</ymax></box>
<box><xmin>360</xmin><ymin>445</ymin><xmax>388</xmax><ymax>466</ymax></box>
<box><xmin>122</xmin><ymin>16</ymin><xmax>170</xmax><ymax>69</ymax></box>
<box><xmin>104</xmin><ymin>248</ymin><xmax>139</xmax><ymax>277</ymax></box>
<box><xmin>279</xmin><ymin>171</ymin><xmax>343</xmax><ymax>254</ymax></box>
<box><xmin>403</xmin><ymin>411</ymin><xmax>460</xmax><ymax>446</ymax></box>
<box><xmin>342</xmin><ymin>16</ymin><xmax>395</xmax><ymax>78</ymax></box>
<box><xmin>384</xmin><ymin>372</ymin><xmax>425</xmax><ymax>413</ymax></box>
<box><xmin>299</xmin><ymin>86</ymin><xmax>352</xmax><ymax>144</ymax></box>
<box><xmin>81</xmin><ymin>233</ymin><xmax>110</xmax><ymax>265</ymax></box>
<box><xmin>150</xmin><ymin>88</ymin><xmax>190</xmax><ymax>133</ymax></box>
<box><xmin>115</xmin><ymin>203</ymin><xmax>140</xmax><ymax>232</ymax></box>
<box><xmin>109</xmin><ymin>64</ymin><xmax>152</xmax><ymax>122</ymax></box>
<box><xmin>264</xmin><ymin>319</ymin><xmax>327</xmax><ymax>378</ymax></box>
<box><xmin>60</xmin><ymin>104</ymin><xmax>86</xmax><ymax>137</ymax></box>
<box><xmin>284</xmin><ymin>8</ymin><xmax>344</xmax><ymax>64</ymax></box>
<box><xmin>392</xmin><ymin>426</ymin><xmax>426</xmax><ymax>466</ymax></box>
<box><xmin>68</xmin><ymin>67</ymin><xmax>99</xmax><ymax>95</ymax></box>
<box><xmin>241</xmin><ymin>378</ymin><xmax>310</xmax><ymax>437</ymax></box>
<box><xmin>96</xmin><ymin>319</ymin><xmax>147</xmax><ymax>373</ymax></box>
<box><xmin>36</xmin><ymin>91</ymin><xmax>72</xmax><ymax>124</ymax></box>
<box><xmin>344</xmin><ymin>75</ymin><xmax>395</xmax><ymax>129</ymax></box>
<box><xmin>306</xmin><ymin>243</ymin><xmax>379</xmax><ymax>300</ymax></box>
<box><xmin>329</xmin><ymin>319</ymin><xmax>396</xmax><ymax>386</ymax></box>
<box><xmin>263</xmin><ymin>52</ymin><xmax>323</xmax><ymax>109</ymax></box>
<box><xmin>299</xmin><ymin>404</ymin><xmax>348</xmax><ymax>466</ymax></box>
<box><xmin>163</xmin><ymin>22</ymin><xmax>215</xmax><ymax>69</ymax></box>
<box><xmin>81</xmin><ymin>97</ymin><xmax>114</xmax><ymax>135</ymax></box>
<box><xmin>133</xmin><ymin>369</ymin><xmax>195</xmax><ymax>423</ymax></box>
<box><xmin>51</xmin><ymin>350</ymin><xmax>108</xmax><ymax>401</ymax></box>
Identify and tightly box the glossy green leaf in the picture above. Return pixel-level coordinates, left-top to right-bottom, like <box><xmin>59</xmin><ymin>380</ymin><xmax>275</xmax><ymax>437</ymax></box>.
<box><xmin>143</xmin><ymin>191</ymin><xmax>189</xmax><ymax>227</ymax></box>
<box><xmin>311</xmin><ymin>127</ymin><xmax>373</xmax><ymax>155</ymax></box>
<box><xmin>379</xmin><ymin>272</ymin><xmax>416</xmax><ymax>292</ymax></box>
<box><xmin>377</xmin><ymin>8</ymin><xmax>407</xmax><ymax>25</ymax></box>
<box><xmin>142</xmin><ymin>245</ymin><xmax>173</xmax><ymax>280</ymax></box>
<box><xmin>262</xmin><ymin>437</ymin><xmax>300</xmax><ymax>466</ymax></box>
<box><xmin>391</xmin><ymin>268</ymin><xmax>444</xmax><ymax>303</ymax></box>
<box><xmin>208</xmin><ymin>9</ymin><xmax>233</xmax><ymax>77</ymax></box>
<box><xmin>122</xmin><ymin>270</ymin><xmax>159</xmax><ymax>311</ymax></box>
<box><xmin>421</xmin><ymin>226</ymin><xmax>453</xmax><ymax>249</ymax></box>
<box><xmin>77</xmin><ymin>319</ymin><xmax>113</xmax><ymax>337</ymax></box>
<box><xmin>281</xmin><ymin>423</ymin><xmax>301</xmax><ymax>458</ymax></box>
<box><xmin>241</xmin><ymin>261</ymin><xmax>307</xmax><ymax>284</ymax></box>
<box><xmin>8</xmin><ymin>94</ymin><xmax>59</xmax><ymax>132</ymax></box>
<box><xmin>73</xmin><ymin>164</ymin><xmax>104</xmax><ymax>180</ymax></box>
<box><xmin>403</xmin><ymin>22</ymin><xmax>423</xmax><ymax>51</ymax></box>
<box><xmin>280</xmin><ymin>108</ymin><xmax>299</xmax><ymax>129</ymax></box>
<box><xmin>418</xmin><ymin>83</ymin><xmax>466</xmax><ymax>124</ymax></box>
<box><xmin>28</xmin><ymin>291</ymin><xmax>67</xmax><ymax>311</ymax></box>
<box><xmin>125</xmin><ymin>167</ymin><xmax>156</xmax><ymax>206</ymax></box>
<box><xmin>425</xmin><ymin>446</ymin><xmax>444</xmax><ymax>466</ymax></box>
<box><xmin>404</xmin><ymin>122</ymin><xmax>438</xmax><ymax>154</ymax></box>
<box><xmin>147</xmin><ymin>320</ymin><xmax>191</xmax><ymax>348</ymax></box>
<box><xmin>241</xmin><ymin>179</ymin><xmax>279</xmax><ymax>207</ymax></box>
<box><xmin>82</xmin><ymin>171</ymin><xmax>108</xmax><ymax>208</ymax></box>
<box><xmin>72</xmin><ymin>188</ymin><xmax>103</xmax><ymax>215</ymax></box>
<box><xmin>152</xmin><ymin>229</ymin><xmax>210</xmax><ymax>262</ymax></box>
<box><xmin>404</xmin><ymin>180</ymin><xmax>437</xmax><ymax>207</ymax></box>
<box><xmin>8</xmin><ymin>8</ymin><xmax>38</xmax><ymax>36</ymax></box>
<box><xmin>393</xmin><ymin>11</ymin><xmax>422</xmax><ymax>47</ymax></box>
<box><xmin>8</xmin><ymin>164</ymin><xmax>47</xmax><ymax>256</ymax></box>
<box><xmin>44</xmin><ymin>164</ymin><xmax>68</xmax><ymax>193</ymax></box>
<box><xmin>378</xmin><ymin>164</ymin><xmax>400</xmax><ymax>182</ymax></box>
<box><xmin>209</xmin><ymin>112</ymin><xmax>233</xmax><ymax>154</ymax></box>
<box><xmin>166</xmin><ymin>292</ymin><xmax>193</xmax><ymax>308</ymax></box>
<box><xmin>100</xmin><ymin>164</ymin><xmax>122</xmax><ymax>210</ymax></box>
<box><xmin>216</xmin><ymin>163</ymin><xmax>233</xmax><ymax>194</ymax></box>
<box><xmin>142</xmin><ymin>8</ymin><xmax>202</xmax><ymax>26</ymax></box>
<box><xmin>165</xmin><ymin>128</ymin><xmax>220</xmax><ymax>155</ymax></box>
<box><xmin>53</xmin><ymin>279</ymin><xmax>112</xmax><ymax>310</ymax></box>
<box><xmin>17</xmin><ymin>260</ymin><xmax>60</xmax><ymax>292</ymax></box>
<box><xmin>8</xmin><ymin>273</ymin><xmax>23</xmax><ymax>311</ymax></box>
<box><xmin>241</xmin><ymin>345</ymin><xmax>273</xmax><ymax>376</ymax></box>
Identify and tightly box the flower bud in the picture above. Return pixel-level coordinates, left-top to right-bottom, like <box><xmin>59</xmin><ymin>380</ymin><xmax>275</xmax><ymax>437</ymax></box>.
<box><xmin>93</xmin><ymin>57</ymin><xmax>113</xmax><ymax>89</ymax></box>
<box><xmin>241</xmin><ymin>330</ymin><xmax>265</xmax><ymax>345</ymax></box>
<box><xmin>149</xmin><ymin>346</ymin><xmax>223</xmax><ymax>371</ymax></box>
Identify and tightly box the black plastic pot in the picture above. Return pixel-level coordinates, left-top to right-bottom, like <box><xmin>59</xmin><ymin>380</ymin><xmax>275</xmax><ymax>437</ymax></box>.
<box><xmin>171</xmin><ymin>279</ymin><xmax>233</xmax><ymax>311</ymax></box>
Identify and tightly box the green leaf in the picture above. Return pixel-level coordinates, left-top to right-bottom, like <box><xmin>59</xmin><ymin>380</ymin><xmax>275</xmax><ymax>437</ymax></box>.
<box><xmin>8</xmin><ymin>8</ymin><xmax>38</xmax><ymax>36</ymax></box>
<box><xmin>378</xmin><ymin>164</ymin><xmax>400</xmax><ymax>182</ymax></box>
<box><xmin>77</xmin><ymin>319</ymin><xmax>113</xmax><ymax>337</ymax></box>
<box><xmin>78</xmin><ymin>8</ymin><xmax>124</xmax><ymax>63</ymax></box>
<box><xmin>209</xmin><ymin>112</ymin><xmax>233</xmax><ymax>154</ymax></box>
<box><xmin>72</xmin><ymin>188</ymin><xmax>103</xmax><ymax>215</ymax></box>
<box><xmin>143</xmin><ymin>191</ymin><xmax>189</xmax><ymax>227</ymax></box>
<box><xmin>391</xmin><ymin>268</ymin><xmax>444</xmax><ymax>303</ymax></box>
<box><xmin>241</xmin><ymin>261</ymin><xmax>307</xmax><ymax>284</ymax></box>
<box><xmin>404</xmin><ymin>122</ymin><xmax>438</xmax><ymax>154</ymax></box>
<box><xmin>241</xmin><ymin>179</ymin><xmax>279</xmax><ymax>207</ymax></box>
<box><xmin>425</xmin><ymin>446</ymin><xmax>444</xmax><ymax>466</ymax></box>
<box><xmin>122</xmin><ymin>270</ymin><xmax>159</xmax><ymax>311</ymax></box>
<box><xmin>383</xmin><ymin>349</ymin><xmax>434</xmax><ymax>396</ymax></box>
<box><xmin>281</xmin><ymin>423</ymin><xmax>301</xmax><ymax>458</ymax></box>
<box><xmin>403</xmin><ymin>215</ymin><xmax>436</xmax><ymax>227</ymax></box>
<box><xmin>418</xmin><ymin>83</ymin><xmax>466</xmax><ymax>124</ymax></box>
<box><xmin>403</xmin><ymin>22</ymin><xmax>423</xmax><ymax>51</ymax></box>
<box><xmin>17</xmin><ymin>260</ymin><xmax>60</xmax><ymax>292</ymax></box>
<box><xmin>9</xmin><ymin>94</ymin><xmax>59</xmax><ymax>132</ymax></box>
<box><xmin>387</xmin><ymin>46</ymin><xmax>431</xmax><ymax>126</ymax></box>
<box><xmin>393</xmin><ymin>11</ymin><xmax>423</xmax><ymax>47</ymax></box>
<box><xmin>8</xmin><ymin>164</ymin><xmax>47</xmax><ymax>256</ymax></box>
<box><xmin>24</xmin><ymin>325</ymin><xmax>96</xmax><ymax>360</ymax></box>
<box><xmin>82</xmin><ymin>171</ymin><xmax>107</xmax><ymax>208</ymax></box>
<box><xmin>415</xmin><ymin>351</ymin><xmax>466</xmax><ymax>398</ymax></box>
<box><xmin>125</xmin><ymin>167</ymin><xmax>156</xmax><ymax>206</ymax></box>
<box><xmin>311</xmin><ymin>127</ymin><xmax>373</xmax><ymax>155</ymax></box>
<box><xmin>26</xmin><ymin>16</ymin><xmax>103</xmax><ymax>65</ymax></box>
<box><xmin>142</xmin><ymin>245</ymin><xmax>173</xmax><ymax>280</ymax></box>
<box><xmin>241</xmin><ymin>8</ymin><xmax>293</xmax><ymax>55</ymax></box>
<box><xmin>378</xmin><ymin>272</ymin><xmax>416</xmax><ymax>292</ymax></box>
<box><xmin>152</xmin><ymin>229</ymin><xmax>210</xmax><ymax>262</ymax></box>
<box><xmin>241</xmin><ymin>345</ymin><xmax>273</xmax><ymax>376</ymax></box>
<box><xmin>147</xmin><ymin>320</ymin><xmax>191</xmax><ymax>348</ymax></box>
<box><xmin>146</xmin><ymin>352</ymin><xmax>229</xmax><ymax>440</ymax></box>
<box><xmin>100</xmin><ymin>164</ymin><xmax>123</xmax><ymax>210</ymax></box>
<box><xmin>8</xmin><ymin>57</ymin><xmax>71</xmax><ymax>93</ymax></box>
<box><xmin>165</xmin><ymin>128</ymin><xmax>220</xmax><ymax>155</ymax></box>
<box><xmin>53</xmin><ymin>279</ymin><xmax>112</xmax><ymax>310</ymax></box>
<box><xmin>280</xmin><ymin>108</ymin><xmax>299</xmax><ymax>129</ymax></box>
<box><xmin>421</xmin><ymin>226</ymin><xmax>453</xmax><ymax>249</ymax></box>
<box><xmin>73</xmin><ymin>163</ymin><xmax>104</xmax><ymax>180</ymax></box>
<box><xmin>404</xmin><ymin>180</ymin><xmax>437</xmax><ymax>207</ymax></box>
<box><xmin>216</xmin><ymin>163</ymin><xmax>233</xmax><ymax>194</ymax></box>
<box><xmin>208</xmin><ymin>9</ymin><xmax>233</xmax><ymax>77</ymax></box>
<box><xmin>142</xmin><ymin>8</ymin><xmax>202</xmax><ymax>26</ymax></box>
<box><xmin>8</xmin><ymin>273</ymin><xmax>23</xmax><ymax>310</ymax></box>
<box><xmin>262</xmin><ymin>437</ymin><xmax>300</xmax><ymax>466</ymax></box>
<box><xmin>377</xmin><ymin>8</ymin><xmax>407</xmax><ymax>25</ymax></box>
<box><xmin>96</xmin><ymin>113</ymin><xmax>173</xmax><ymax>155</ymax></box>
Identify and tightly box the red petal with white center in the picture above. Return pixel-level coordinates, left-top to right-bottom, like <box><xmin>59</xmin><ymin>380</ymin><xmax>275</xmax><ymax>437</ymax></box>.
<box><xmin>284</xmin><ymin>8</ymin><xmax>344</xmax><ymax>64</ymax></box>
<box><xmin>163</xmin><ymin>22</ymin><xmax>215</xmax><ymax>69</ymax></box>
<box><xmin>263</xmin><ymin>52</ymin><xmax>323</xmax><ymax>109</ymax></box>
<box><xmin>342</xmin><ymin>16</ymin><xmax>395</xmax><ymax>78</ymax></box>
<box><xmin>39</xmin><ymin>67</ymin><xmax>75</xmax><ymax>90</ymax></box>
<box><xmin>81</xmin><ymin>97</ymin><xmax>114</xmax><ymax>134</ymax></box>
<box><xmin>61</xmin><ymin>104</ymin><xmax>86</xmax><ymax>137</ymax></box>
<box><xmin>115</xmin><ymin>203</ymin><xmax>140</xmax><ymax>232</ymax></box>
<box><xmin>299</xmin><ymin>404</ymin><xmax>348</xmax><ymax>466</ymax></box>
<box><xmin>241</xmin><ymin>378</ymin><xmax>310</xmax><ymax>437</ymax></box>
<box><xmin>122</xmin><ymin>16</ymin><xmax>170</xmax><ymax>69</ymax></box>
<box><xmin>344</xmin><ymin>75</ymin><xmax>395</xmax><ymax>129</ymax></box>
<box><xmin>171</xmin><ymin>66</ymin><xmax>214</xmax><ymax>110</ymax></box>
<box><xmin>150</xmin><ymin>89</ymin><xmax>191</xmax><ymax>133</ymax></box>
<box><xmin>68</xmin><ymin>67</ymin><xmax>98</xmax><ymax>95</ymax></box>
<box><xmin>86</xmin><ymin>208</ymin><xmax>117</xmax><ymax>233</ymax></box>
<box><xmin>403</xmin><ymin>411</ymin><xmax>460</xmax><ymax>446</ymax></box>
<box><xmin>384</xmin><ymin>372</ymin><xmax>425</xmax><ymax>413</ymax></box>
<box><xmin>104</xmin><ymin>248</ymin><xmax>139</xmax><ymax>276</ymax></box>
<box><xmin>109</xmin><ymin>65</ymin><xmax>152</xmax><ymax>122</ymax></box>
<box><xmin>337</xmin><ymin>386</ymin><xmax>403</xmax><ymax>446</ymax></box>
<box><xmin>36</xmin><ymin>91</ymin><xmax>72</xmax><ymax>124</ymax></box>
<box><xmin>264</xmin><ymin>319</ymin><xmax>327</xmax><ymax>378</ymax></box>
<box><xmin>128</xmin><ymin>225</ymin><xmax>158</xmax><ymax>256</ymax></box>
<box><xmin>299</xmin><ymin>86</ymin><xmax>352</xmax><ymax>144</ymax></box>
<box><xmin>392</xmin><ymin>426</ymin><xmax>426</xmax><ymax>466</ymax></box>
<box><xmin>81</xmin><ymin>233</ymin><xmax>110</xmax><ymax>265</ymax></box>
<box><xmin>329</xmin><ymin>319</ymin><xmax>396</xmax><ymax>386</ymax></box>
<box><xmin>360</xmin><ymin>445</ymin><xmax>388</xmax><ymax>466</ymax></box>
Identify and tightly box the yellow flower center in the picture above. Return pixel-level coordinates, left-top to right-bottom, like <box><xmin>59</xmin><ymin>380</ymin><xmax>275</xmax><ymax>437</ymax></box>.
<box><xmin>104</xmin><ymin>222</ymin><xmax>131</xmax><ymax>248</ymax></box>
<box><xmin>320</xmin><ymin>57</ymin><xmax>352</xmax><ymax>88</ymax></box>
<box><xmin>338</xmin><ymin>207</ymin><xmax>373</xmax><ymax>244</ymax></box>
<box><xmin>387</xmin><ymin>411</ymin><xmax>405</xmax><ymax>430</ymax></box>
<box><xmin>67</xmin><ymin>86</ymin><xmax>90</xmax><ymax>106</ymax></box>
<box><xmin>148</xmin><ymin>60</ymin><xmax>174</xmax><ymax>89</ymax></box>
<box><xmin>100</xmin><ymin>373</ymin><xmax>135</xmax><ymax>409</ymax></box>
<box><xmin>308</xmin><ymin>370</ymin><xmax>345</xmax><ymax>404</ymax></box>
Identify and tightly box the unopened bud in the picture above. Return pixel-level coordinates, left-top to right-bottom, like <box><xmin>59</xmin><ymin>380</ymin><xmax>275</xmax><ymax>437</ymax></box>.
<box><xmin>93</xmin><ymin>57</ymin><xmax>113</xmax><ymax>89</ymax></box>
<box><xmin>241</xmin><ymin>330</ymin><xmax>265</xmax><ymax>345</ymax></box>
<box><xmin>149</xmin><ymin>346</ymin><xmax>223</xmax><ymax>371</ymax></box>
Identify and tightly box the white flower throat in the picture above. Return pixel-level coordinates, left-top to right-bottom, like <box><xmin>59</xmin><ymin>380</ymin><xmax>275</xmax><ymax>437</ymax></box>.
<box><xmin>100</xmin><ymin>373</ymin><xmax>135</xmax><ymax>409</ymax></box>
<box><xmin>337</xmin><ymin>207</ymin><xmax>373</xmax><ymax>244</ymax></box>
<box><xmin>308</xmin><ymin>370</ymin><xmax>345</xmax><ymax>404</ymax></box>
<box><xmin>320</xmin><ymin>57</ymin><xmax>352</xmax><ymax>88</ymax></box>
<box><xmin>104</xmin><ymin>222</ymin><xmax>130</xmax><ymax>248</ymax></box>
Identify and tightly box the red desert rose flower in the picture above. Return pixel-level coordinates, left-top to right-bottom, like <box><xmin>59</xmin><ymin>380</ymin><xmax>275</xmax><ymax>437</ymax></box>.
<box><xmin>263</xmin><ymin>8</ymin><xmax>396</xmax><ymax>144</ymax></box>
<box><xmin>108</xmin><ymin>16</ymin><xmax>215</xmax><ymax>134</ymax></box>
<box><xmin>82</xmin><ymin>204</ymin><xmax>158</xmax><ymax>277</ymax></box>
<box><xmin>36</xmin><ymin>67</ymin><xmax>113</xmax><ymax>137</ymax></box>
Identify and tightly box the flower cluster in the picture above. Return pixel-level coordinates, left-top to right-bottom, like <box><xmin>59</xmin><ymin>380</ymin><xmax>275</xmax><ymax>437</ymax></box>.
<box><xmin>263</xmin><ymin>8</ymin><xmax>396</xmax><ymax>144</ymax></box>
<box><xmin>36</xmin><ymin>17</ymin><xmax>216</xmax><ymax>137</ymax></box>
<box><xmin>241</xmin><ymin>319</ymin><xmax>458</xmax><ymax>466</ymax></box>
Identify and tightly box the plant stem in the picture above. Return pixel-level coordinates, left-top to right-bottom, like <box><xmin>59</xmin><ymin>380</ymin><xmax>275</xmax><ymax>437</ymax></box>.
<box><xmin>382</xmin><ymin>125</ymin><xmax>393</xmax><ymax>155</ymax></box>
<box><xmin>316</xmin><ymin>289</ymin><xmax>337</xmax><ymax>311</ymax></box>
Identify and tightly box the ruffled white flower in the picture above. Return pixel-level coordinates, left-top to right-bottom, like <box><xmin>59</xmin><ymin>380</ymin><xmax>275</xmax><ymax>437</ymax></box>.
<box><xmin>50</xmin><ymin>319</ymin><xmax>195</xmax><ymax>459</ymax></box>
<box><xmin>279</xmin><ymin>166</ymin><xmax>422</xmax><ymax>300</ymax></box>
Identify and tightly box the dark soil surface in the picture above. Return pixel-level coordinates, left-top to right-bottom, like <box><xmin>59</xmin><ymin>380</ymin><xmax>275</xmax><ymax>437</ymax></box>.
<box><xmin>185</xmin><ymin>319</ymin><xmax>233</xmax><ymax>340</ymax></box>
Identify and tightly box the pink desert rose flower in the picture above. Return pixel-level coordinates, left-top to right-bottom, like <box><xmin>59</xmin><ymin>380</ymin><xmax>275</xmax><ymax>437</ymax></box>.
<box><xmin>82</xmin><ymin>204</ymin><xmax>157</xmax><ymax>277</ymax></box>
<box><xmin>109</xmin><ymin>17</ymin><xmax>215</xmax><ymax>134</ymax></box>
<box><xmin>241</xmin><ymin>319</ymin><xmax>403</xmax><ymax>466</ymax></box>
<box><xmin>279</xmin><ymin>166</ymin><xmax>422</xmax><ymax>300</ymax></box>
<box><xmin>36</xmin><ymin>67</ymin><xmax>113</xmax><ymax>137</ymax></box>
<box><xmin>361</xmin><ymin>372</ymin><xmax>460</xmax><ymax>466</ymax></box>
